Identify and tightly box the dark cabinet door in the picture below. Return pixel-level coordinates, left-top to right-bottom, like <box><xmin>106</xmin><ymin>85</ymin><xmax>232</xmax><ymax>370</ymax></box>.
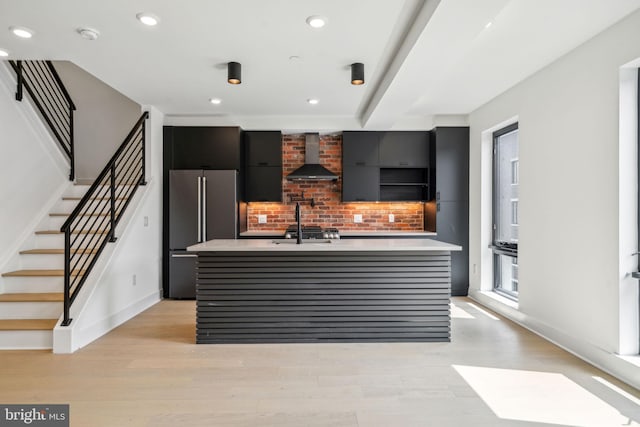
<box><xmin>245</xmin><ymin>131</ymin><xmax>282</xmax><ymax>166</ymax></box>
<box><xmin>169</xmin><ymin>251</ymin><xmax>197</xmax><ymax>298</ymax></box>
<box><xmin>246</xmin><ymin>166</ymin><xmax>282</xmax><ymax>202</ymax></box>
<box><xmin>168</xmin><ymin>170</ymin><xmax>201</xmax><ymax>249</ymax></box>
<box><xmin>435</xmin><ymin>200</ymin><xmax>469</xmax><ymax>296</ymax></box>
<box><xmin>434</xmin><ymin>127</ymin><xmax>469</xmax><ymax>202</ymax></box>
<box><xmin>342</xmin><ymin>166</ymin><xmax>379</xmax><ymax>202</ymax></box>
<box><xmin>168</xmin><ymin>126</ymin><xmax>242</xmax><ymax>170</ymax></box>
<box><xmin>342</xmin><ymin>132</ymin><xmax>380</xmax><ymax>166</ymax></box>
<box><xmin>379</xmin><ymin>131</ymin><xmax>429</xmax><ymax>167</ymax></box>
<box><xmin>203</xmin><ymin>170</ymin><xmax>238</xmax><ymax>240</ymax></box>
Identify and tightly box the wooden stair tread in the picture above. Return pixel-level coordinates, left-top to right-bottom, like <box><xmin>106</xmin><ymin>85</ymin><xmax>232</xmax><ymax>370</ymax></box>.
<box><xmin>2</xmin><ymin>269</ymin><xmax>85</xmax><ymax>277</ymax></box>
<box><xmin>35</xmin><ymin>230</ymin><xmax>108</xmax><ymax>235</ymax></box>
<box><xmin>0</xmin><ymin>319</ymin><xmax>58</xmax><ymax>330</ymax></box>
<box><xmin>19</xmin><ymin>248</ymin><xmax>98</xmax><ymax>255</ymax></box>
<box><xmin>0</xmin><ymin>293</ymin><xmax>63</xmax><ymax>302</ymax></box>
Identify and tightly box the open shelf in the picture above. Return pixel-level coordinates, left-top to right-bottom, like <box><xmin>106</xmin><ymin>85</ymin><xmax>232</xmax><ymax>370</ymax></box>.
<box><xmin>379</xmin><ymin>168</ymin><xmax>429</xmax><ymax>201</ymax></box>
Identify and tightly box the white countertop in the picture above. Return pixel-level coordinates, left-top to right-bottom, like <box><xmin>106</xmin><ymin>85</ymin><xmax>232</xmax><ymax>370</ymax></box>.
<box><xmin>239</xmin><ymin>230</ymin><xmax>437</xmax><ymax>237</ymax></box>
<box><xmin>188</xmin><ymin>238</ymin><xmax>461</xmax><ymax>252</ymax></box>
<box><xmin>339</xmin><ymin>231</ymin><xmax>436</xmax><ymax>237</ymax></box>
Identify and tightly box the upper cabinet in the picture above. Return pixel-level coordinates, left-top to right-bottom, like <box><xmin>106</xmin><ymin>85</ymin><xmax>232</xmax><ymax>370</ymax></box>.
<box><xmin>342</xmin><ymin>132</ymin><xmax>380</xmax><ymax>166</ymax></box>
<box><xmin>342</xmin><ymin>131</ymin><xmax>431</xmax><ymax>202</ymax></box>
<box><xmin>244</xmin><ymin>131</ymin><xmax>283</xmax><ymax>202</ymax></box>
<box><xmin>165</xmin><ymin>126</ymin><xmax>242</xmax><ymax>170</ymax></box>
<box><xmin>379</xmin><ymin>131</ymin><xmax>429</xmax><ymax>167</ymax></box>
<box><xmin>245</xmin><ymin>131</ymin><xmax>282</xmax><ymax>166</ymax></box>
<box><xmin>432</xmin><ymin>127</ymin><xmax>469</xmax><ymax>202</ymax></box>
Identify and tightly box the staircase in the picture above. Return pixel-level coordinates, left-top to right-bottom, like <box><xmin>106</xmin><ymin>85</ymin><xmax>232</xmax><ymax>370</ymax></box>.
<box><xmin>0</xmin><ymin>183</ymin><xmax>95</xmax><ymax>349</ymax></box>
<box><xmin>1</xmin><ymin>60</ymin><xmax>150</xmax><ymax>351</ymax></box>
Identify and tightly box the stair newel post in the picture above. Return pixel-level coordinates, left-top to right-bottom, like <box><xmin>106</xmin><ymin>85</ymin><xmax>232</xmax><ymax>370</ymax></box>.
<box><xmin>69</xmin><ymin>111</ymin><xmax>75</xmax><ymax>181</ymax></box>
<box><xmin>140</xmin><ymin>117</ymin><xmax>147</xmax><ymax>186</ymax></box>
<box><xmin>15</xmin><ymin>60</ymin><xmax>23</xmax><ymax>101</ymax></box>
<box><xmin>61</xmin><ymin>228</ymin><xmax>72</xmax><ymax>326</ymax></box>
<box><xmin>109</xmin><ymin>164</ymin><xmax>117</xmax><ymax>243</ymax></box>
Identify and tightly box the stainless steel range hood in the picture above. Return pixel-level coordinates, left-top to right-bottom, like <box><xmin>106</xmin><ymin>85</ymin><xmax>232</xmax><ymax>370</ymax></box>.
<box><xmin>286</xmin><ymin>133</ymin><xmax>338</xmax><ymax>181</ymax></box>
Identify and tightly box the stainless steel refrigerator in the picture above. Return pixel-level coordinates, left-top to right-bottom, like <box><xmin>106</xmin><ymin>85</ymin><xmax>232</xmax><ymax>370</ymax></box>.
<box><xmin>168</xmin><ymin>169</ymin><xmax>239</xmax><ymax>298</ymax></box>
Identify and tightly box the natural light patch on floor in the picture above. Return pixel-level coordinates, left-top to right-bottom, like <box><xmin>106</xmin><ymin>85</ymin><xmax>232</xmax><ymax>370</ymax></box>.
<box><xmin>450</xmin><ymin>301</ymin><xmax>475</xmax><ymax>319</ymax></box>
<box><xmin>465</xmin><ymin>302</ymin><xmax>500</xmax><ymax>320</ymax></box>
<box><xmin>453</xmin><ymin>365</ymin><xmax>639</xmax><ymax>427</ymax></box>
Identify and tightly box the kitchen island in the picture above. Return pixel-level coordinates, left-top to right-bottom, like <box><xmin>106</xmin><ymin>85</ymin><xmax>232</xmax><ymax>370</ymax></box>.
<box><xmin>187</xmin><ymin>238</ymin><xmax>461</xmax><ymax>343</ymax></box>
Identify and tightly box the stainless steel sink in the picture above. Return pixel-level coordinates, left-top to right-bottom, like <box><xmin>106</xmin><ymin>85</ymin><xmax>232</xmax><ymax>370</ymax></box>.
<box><xmin>271</xmin><ymin>239</ymin><xmax>333</xmax><ymax>245</ymax></box>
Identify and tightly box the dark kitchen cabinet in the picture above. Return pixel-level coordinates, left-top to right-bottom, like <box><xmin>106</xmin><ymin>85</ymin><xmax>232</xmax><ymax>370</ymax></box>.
<box><xmin>244</xmin><ymin>131</ymin><xmax>282</xmax><ymax>202</ymax></box>
<box><xmin>245</xmin><ymin>131</ymin><xmax>282</xmax><ymax>166</ymax></box>
<box><xmin>379</xmin><ymin>131</ymin><xmax>429</xmax><ymax>167</ymax></box>
<box><xmin>435</xmin><ymin>200</ymin><xmax>469</xmax><ymax>296</ymax></box>
<box><xmin>342</xmin><ymin>166</ymin><xmax>379</xmax><ymax>202</ymax></box>
<box><xmin>428</xmin><ymin>126</ymin><xmax>469</xmax><ymax>296</ymax></box>
<box><xmin>165</xmin><ymin>126</ymin><xmax>242</xmax><ymax>170</ymax></box>
<box><xmin>162</xmin><ymin>125</ymin><xmax>244</xmax><ymax>299</ymax></box>
<box><xmin>342</xmin><ymin>131</ymin><xmax>430</xmax><ymax>202</ymax></box>
<box><xmin>342</xmin><ymin>131</ymin><xmax>379</xmax><ymax>166</ymax></box>
<box><xmin>379</xmin><ymin>168</ymin><xmax>429</xmax><ymax>201</ymax></box>
<box><xmin>434</xmin><ymin>127</ymin><xmax>469</xmax><ymax>202</ymax></box>
<box><xmin>245</xmin><ymin>166</ymin><xmax>282</xmax><ymax>201</ymax></box>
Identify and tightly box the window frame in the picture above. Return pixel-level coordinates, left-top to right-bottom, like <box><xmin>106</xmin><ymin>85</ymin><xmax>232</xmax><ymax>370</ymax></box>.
<box><xmin>492</xmin><ymin>122</ymin><xmax>519</xmax><ymax>300</ymax></box>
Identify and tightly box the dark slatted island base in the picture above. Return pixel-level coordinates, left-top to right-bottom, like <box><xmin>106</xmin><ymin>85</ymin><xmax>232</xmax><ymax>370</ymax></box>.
<box><xmin>188</xmin><ymin>239</ymin><xmax>462</xmax><ymax>344</ymax></box>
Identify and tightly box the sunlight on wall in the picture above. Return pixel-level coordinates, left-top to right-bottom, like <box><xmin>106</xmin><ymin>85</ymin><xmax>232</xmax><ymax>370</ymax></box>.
<box><xmin>453</xmin><ymin>365</ymin><xmax>639</xmax><ymax>426</ymax></box>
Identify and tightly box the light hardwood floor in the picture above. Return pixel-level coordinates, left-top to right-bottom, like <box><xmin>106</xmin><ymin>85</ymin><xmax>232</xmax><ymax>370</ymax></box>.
<box><xmin>0</xmin><ymin>298</ymin><xmax>638</xmax><ymax>427</ymax></box>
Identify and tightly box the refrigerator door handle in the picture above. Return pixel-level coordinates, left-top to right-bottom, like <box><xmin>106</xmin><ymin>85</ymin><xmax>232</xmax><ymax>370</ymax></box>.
<box><xmin>197</xmin><ymin>176</ymin><xmax>202</xmax><ymax>243</ymax></box>
<box><xmin>202</xmin><ymin>175</ymin><xmax>207</xmax><ymax>241</ymax></box>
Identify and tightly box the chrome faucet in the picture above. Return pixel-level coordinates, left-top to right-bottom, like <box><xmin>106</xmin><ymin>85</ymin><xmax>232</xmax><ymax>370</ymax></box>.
<box><xmin>295</xmin><ymin>202</ymin><xmax>302</xmax><ymax>244</ymax></box>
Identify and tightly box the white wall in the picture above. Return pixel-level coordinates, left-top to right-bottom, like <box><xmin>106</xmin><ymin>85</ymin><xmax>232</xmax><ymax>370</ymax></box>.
<box><xmin>53</xmin><ymin>106</ymin><xmax>163</xmax><ymax>353</ymax></box>
<box><xmin>468</xmin><ymin>10</ymin><xmax>640</xmax><ymax>388</ymax></box>
<box><xmin>0</xmin><ymin>62</ymin><xmax>69</xmax><ymax>272</ymax></box>
<box><xmin>53</xmin><ymin>61</ymin><xmax>141</xmax><ymax>183</ymax></box>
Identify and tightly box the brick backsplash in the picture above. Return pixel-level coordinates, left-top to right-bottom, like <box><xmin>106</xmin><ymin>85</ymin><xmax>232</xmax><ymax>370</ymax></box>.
<box><xmin>247</xmin><ymin>133</ymin><xmax>424</xmax><ymax>231</ymax></box>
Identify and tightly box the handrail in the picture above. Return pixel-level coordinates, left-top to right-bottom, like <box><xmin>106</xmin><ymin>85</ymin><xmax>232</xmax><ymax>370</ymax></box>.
<box><xmin>60</xmin><ymin>111</ymin><xmax>149</xmax><ymax>326</ymax></box>
<box><xmin>8</xmin><ymin>60</ymin><xmax>76</xmax><ymax>180</ymax></box>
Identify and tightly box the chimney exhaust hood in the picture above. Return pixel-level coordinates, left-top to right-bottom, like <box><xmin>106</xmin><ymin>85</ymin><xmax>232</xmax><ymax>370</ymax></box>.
<box><xmin>286</xmin><ymin>133</ymin><xmax>338</xmax><ymax>181</ymax></box>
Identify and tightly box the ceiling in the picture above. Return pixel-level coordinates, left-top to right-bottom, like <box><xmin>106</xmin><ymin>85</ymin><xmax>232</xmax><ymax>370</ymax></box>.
<box><xmin>1</xmin><ymin>0</ymin><xmax>640</xmax><ymax>130</ymax></box>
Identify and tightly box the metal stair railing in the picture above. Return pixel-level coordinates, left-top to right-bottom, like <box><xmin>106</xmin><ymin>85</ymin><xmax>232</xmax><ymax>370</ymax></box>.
<box><xmin>60</xmin><ymin>111</ymin><xmax>149</xmax><ymax>326</ymax></box>
<box><xmin>9</xmin><ymin>60</ymin><xmax>76</xmax><ymax>180</ymax></box>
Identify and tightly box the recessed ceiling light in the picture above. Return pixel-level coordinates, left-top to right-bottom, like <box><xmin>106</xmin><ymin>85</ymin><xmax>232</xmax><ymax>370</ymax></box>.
<box><xmin>136</xmin><ymin>13</ymin><xmax>159</xmax><ymax>26</ymax></box>
<box><xmin>307</xmin><ymin>98</ymin><xmax>319</xmax><ymax>105</ymax></box>
<box><xmin>485</xmin><ymin>21</ymin><xmax>493</xmax><ymax>29</ymax></box>
<box><xmin>0</xmin><ymin>49</ymin><xmax>9</xmax><ymax>57</ymax></box>
<box><xmin>209</xmin><ymin>98</ymin><xmax>222</xmax><ymax>105</ymax></box>
<box><xmin>10</xmin><ymin>26</ymin><xmax>34</xmax><ymax>39</ymax></box>
<box><xmin>306</xmin><ymin>16</ymin><xmax>327</xmax><ymax>29</ymax></box>
<box><xmin>77</xmin><ymin>27</ymin><xmax>100</xmax><ymax>40</ymax></box>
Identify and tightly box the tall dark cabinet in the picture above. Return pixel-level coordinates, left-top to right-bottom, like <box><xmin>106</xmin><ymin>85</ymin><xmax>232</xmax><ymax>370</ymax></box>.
<box><xmin>428</xmin><ymin>127</ymin><xmax>469</xmax><ymax>296</ymax></box>
<box><xmin>162</xmin><ymin>126</ymin><xmax>245</xmax><ymax>298</ymax></box>
<box><xmin>244</xmin><ymin>131</ymin><xmax>282</xmax><ymax>202</ymax></box>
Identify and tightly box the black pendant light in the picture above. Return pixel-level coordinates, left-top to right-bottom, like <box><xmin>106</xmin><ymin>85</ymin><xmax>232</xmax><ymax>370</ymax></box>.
<box><xmin>351</xmin><ymin>62</ymin><xmax>364</xmax><ymax>85</ymax></box>
<box><xmin>227</xmin><ymin>61</ymin><xmax>241</xmax><ymax>84</ymax></box>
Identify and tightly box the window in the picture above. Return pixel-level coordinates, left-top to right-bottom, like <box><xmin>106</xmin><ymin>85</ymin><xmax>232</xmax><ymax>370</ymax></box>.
<box><xmin>511</xmin><ymin>199</ymin><xmax>519</xmax><ymax>226</ymax></box>
<box><xmin>511</xmin><ymin>159</ymin><xmax>519</xmax><ymax>185</ymax></box>
<box><xmin>492</xmin><ymin>123</ymin><xmax>519</xmax><ymax>299</ymax></box>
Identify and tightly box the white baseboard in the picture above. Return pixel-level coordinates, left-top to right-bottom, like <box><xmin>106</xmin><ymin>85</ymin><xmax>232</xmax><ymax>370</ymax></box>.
<box><xmin>53</xmin><ymin>290</ymin><xmax>160</xmax><ymax>354</ymax></box>
<box><xmin>468</xmin><ymin>290</ymin><xmax>640</xmax><ymax>390</ymax></box>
